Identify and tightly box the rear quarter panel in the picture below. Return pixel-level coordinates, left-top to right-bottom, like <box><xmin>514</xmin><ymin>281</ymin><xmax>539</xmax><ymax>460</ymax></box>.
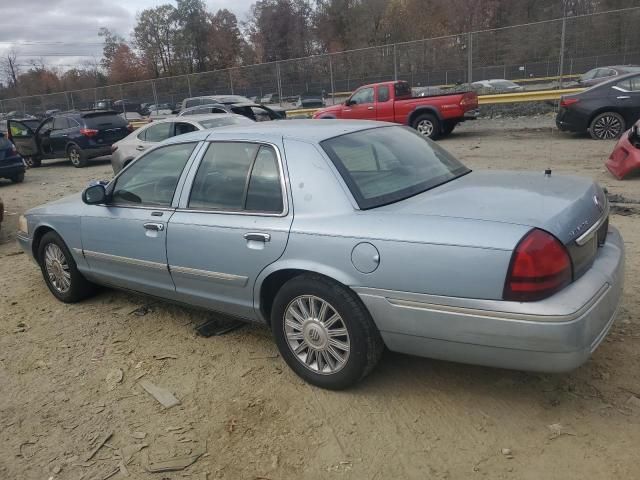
<box><xmin>257</xmin><ymin>138</ymin><xmax>527</xmax><ymax>305</ymax></box>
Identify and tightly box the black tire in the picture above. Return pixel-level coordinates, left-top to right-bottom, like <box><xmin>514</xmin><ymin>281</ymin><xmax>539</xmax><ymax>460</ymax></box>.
<box><xmin>412</xmin><ymin>113</ymin><xmax>441</xmax><ymax>140</ymax></box>
<box><xmin>68</xmin><ymin>145</ymin><xmax>88</xmax><ymax>168</ymax></box>
<box><xmin>271</xmin><ymin>273</ymin><xmax>384</xmax><ymax>390</ymax></box>
<box><xmin>37</xmin><ymin>231</ymin><xmax>96</xmax><ymax>303</ymax></box>
<box><xmin>10</xmin><ymin>173</ymin><xmax>25</xmax><ymax>183</ymax></box>
<box><xmin>589</xmin><ymin>112</ymin><xmax>625</xmax><ymax>140</ymax></box>
<box><xmin>442</xmin><ymin>121</ymin><xmax>457</xmax><ymax>137</ymax></box>
<box><xmin>25</xmin><ymin>156</ymin><xmax>42</xmax><ymax>168</ymax></box>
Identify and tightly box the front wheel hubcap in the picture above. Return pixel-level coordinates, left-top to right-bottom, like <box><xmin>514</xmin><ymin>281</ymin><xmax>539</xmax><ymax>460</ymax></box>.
<box><xmin>284</xmin><ymin>295</ymin><xmax>350</xmax><ymax>375</ymax></box>
<box><xmin>417</xmin><ymin>120</ymin><xmax>434</xmax><ymax>136</ymax></box>
<box><xmin>593</xmin><ymin>115</ymin><xmax>622</xmax><ymax>139</ymax></box>
<box><xmin>44</xmin><ymin>244</ymin><xmax>71</xmax><ymax>293</ymax></box>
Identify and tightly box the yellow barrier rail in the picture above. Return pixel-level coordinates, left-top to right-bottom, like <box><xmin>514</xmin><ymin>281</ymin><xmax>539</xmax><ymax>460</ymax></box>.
<box><xmin>285</xmin><ymin>87</ymin><xmax>586</xmax><ymax>116</ymax></box>
<box><xmin>477</xmin><ymin>87</ymin><xmax>584</xmax><ymax>104</ymax></box>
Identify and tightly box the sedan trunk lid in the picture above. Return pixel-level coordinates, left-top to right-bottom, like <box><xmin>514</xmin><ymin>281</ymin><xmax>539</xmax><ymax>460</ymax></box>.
<box><xmin>378</xmin><ymin>170</ymin><xmax>608</xmax><ymax>277</ymax></box>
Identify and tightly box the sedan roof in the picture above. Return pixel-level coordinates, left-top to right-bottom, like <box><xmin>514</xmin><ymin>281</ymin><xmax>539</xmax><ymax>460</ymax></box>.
<box><xmin>163</xmin><ymin>119</ymin><xmax>389</xmax><ymax>145</ymax></box>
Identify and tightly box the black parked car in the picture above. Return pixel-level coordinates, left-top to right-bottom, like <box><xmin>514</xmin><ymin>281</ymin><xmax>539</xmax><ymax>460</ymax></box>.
<box><xmin>8</xmin><ymin>111</ymin><xmax>131</xmax><ymax>167</ymax></box>
<box><xmin>557</xmin><ymin>72</ymin><xmax>640</xmax><ymax>140</ymax></box>
<box><xmin>0</xmin><ymin>131</ymin><xmax>26</xmax><ymax>183</ymax></box>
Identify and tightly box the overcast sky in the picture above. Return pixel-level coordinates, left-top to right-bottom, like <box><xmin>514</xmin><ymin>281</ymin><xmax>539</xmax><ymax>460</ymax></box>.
<box><xmin>0</xmin><ymin>0</ymin><xmax>255</xmax><ymax>70</ymax></box>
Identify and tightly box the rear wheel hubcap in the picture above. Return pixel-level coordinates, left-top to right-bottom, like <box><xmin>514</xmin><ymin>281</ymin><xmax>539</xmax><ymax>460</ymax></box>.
<box><xmin>593</xmin><ymin>115</ymin><xmax>622</xmax><ymax>139</ymax></box>
<box><xmin>284</xmin><ymin>295</ymin><xmax>350</xmax><ymax>375</ymax></box>
<box><xmin>417</xmin><ymin>120</ymin><xmax>434</xmax><ymax>136</ymax></box>
<box><xmin>69</xmin><ymin>149</ymin><xmax>80</xmax><ymax>164</ymax></box>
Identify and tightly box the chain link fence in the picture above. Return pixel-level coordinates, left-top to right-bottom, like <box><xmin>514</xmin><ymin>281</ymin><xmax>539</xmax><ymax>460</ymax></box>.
<box><xmin>2</xmin><ymin>7</ymin><xmax>640</xmax><ymax>115</ymax></box>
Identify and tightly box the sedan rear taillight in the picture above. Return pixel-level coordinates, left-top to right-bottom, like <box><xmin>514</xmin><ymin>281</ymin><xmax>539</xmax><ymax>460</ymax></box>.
<box><xmin>560</xmin><ymin>97</ymin><xmax>579</xmax><ymax>108</ymax></box>
<box><xmin>80</xmin><ymin>128</ymin><xmax>99</xmax><ymax>137</ymax></box>
<box><xmin>503</xmin><ymin>229</ymin><xmax>573</xmax><ymax>302</ymax></box>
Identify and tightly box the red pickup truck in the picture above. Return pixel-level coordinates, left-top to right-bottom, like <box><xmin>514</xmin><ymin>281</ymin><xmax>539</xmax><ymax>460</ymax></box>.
<box><xmin>312</xmin><ymin>81</ymin><xmax>479</xmax><ymax>139</ymax></box>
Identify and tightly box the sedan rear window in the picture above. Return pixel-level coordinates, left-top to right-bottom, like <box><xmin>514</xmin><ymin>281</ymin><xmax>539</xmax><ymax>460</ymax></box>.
<box><xmin>321</xmin><ymin>126</ymin><xmax>470</xmax><ymax>209</ymax></box>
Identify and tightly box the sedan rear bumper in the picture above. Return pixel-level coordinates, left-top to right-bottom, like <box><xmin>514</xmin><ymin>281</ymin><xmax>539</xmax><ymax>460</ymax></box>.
<box><xmin>355</xmin><ymin>226</ymin><xmax>624</xmax><ymax>372</ymax></box>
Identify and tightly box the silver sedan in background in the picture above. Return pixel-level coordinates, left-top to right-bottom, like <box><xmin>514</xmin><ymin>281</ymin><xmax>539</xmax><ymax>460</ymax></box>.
<box><xmin>16</xmin><ymin>121</ymin><xmax>624</xmax><ymax>390</ymax></box>
<box><xmin>110</xmin><ymin>113</ymin><xmax>254</xmax><ymax>174</ymax></box>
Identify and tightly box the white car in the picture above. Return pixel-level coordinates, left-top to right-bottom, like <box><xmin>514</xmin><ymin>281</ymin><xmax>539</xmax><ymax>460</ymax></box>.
<box><xmin>110</xmin><ymin>114</ymin><xmax>254</xmax><ymax>174</ymax></box>
<box><xmin>471</xmin><ymin>79</ymin><xmax>524</xmax><ymax>93</ymax></box>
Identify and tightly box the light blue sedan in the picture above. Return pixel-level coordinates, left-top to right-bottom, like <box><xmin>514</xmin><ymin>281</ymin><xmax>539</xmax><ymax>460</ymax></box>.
<box><xmin>16</xmin><ymin>121</ymin><xmax>624</xmax><ymax>389</ymax></box>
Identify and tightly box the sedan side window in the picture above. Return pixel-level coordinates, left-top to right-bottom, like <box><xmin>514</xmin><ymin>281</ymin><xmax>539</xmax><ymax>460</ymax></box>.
<box><xmin>188</xmin><ymin>143</ymin><xmax>284</xmax><ymax>213</ymax></box>
<box><xmin>144</xmin><ymin>122</ymin><xmax>173</xmax><ymax>142</ymax></box>
<box><xmin>174</xmin><ymin>122</ymin><xmax>198</xmax><ymax>136</ymax></box>
<box><xmin>245</xmin><ymin>147</ymin><xmax>283</xmax><ymax>213</ymax></box>
<box><xmin>350</xmin><ymin>87</ymin><xmax>374</xmax><ymax>105</ymax></box>
<box><xmin>188</xmin><ymin>142</ymin><xmax>259</xmax><ymax>210</ymax></box>
<box><xmin>616</xmin><ymin>76</ymin><xmax>640</xmax><ymax>92</ymax></box>
<box><xmin>112</xmin><ymin>142</ymin><xmax>197</xmax><ymax>207</ymax></box>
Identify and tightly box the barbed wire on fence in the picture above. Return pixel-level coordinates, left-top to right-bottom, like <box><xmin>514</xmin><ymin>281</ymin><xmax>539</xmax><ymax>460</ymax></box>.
<box><xmin>1</xmin><ymin>6</ymin><xmax>639</xmax><ymax>114</ymax></box>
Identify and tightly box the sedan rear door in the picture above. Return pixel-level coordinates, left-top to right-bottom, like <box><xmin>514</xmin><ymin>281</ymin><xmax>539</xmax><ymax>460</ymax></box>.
<box><xmin>167</xmin><ymin>140</ymin><xmax>292</xmax><ymax>320</ymax></box>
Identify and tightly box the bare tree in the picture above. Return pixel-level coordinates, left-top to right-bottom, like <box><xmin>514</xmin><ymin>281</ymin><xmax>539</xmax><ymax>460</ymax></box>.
<box><xmin>1</xmin><ymin>50</ymin><xmax>19</xmax><ymax>89</ymax></box>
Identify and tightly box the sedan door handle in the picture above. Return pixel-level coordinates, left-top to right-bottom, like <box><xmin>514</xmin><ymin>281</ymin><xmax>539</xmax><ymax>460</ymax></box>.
<box><xmin>617</xmin><ymin>96</ymin><xmax>631</xmax><ymax>99</ymax></box>
<box><xmin>367</xmin><ymin>106</ymin><xmax>374</xmax><ymax>110</ymax></box>
<box><xmin>244</xmin><ymin>232</ymin><xmax>271</xmax><ymax>242</ymax></box>
<box><xmin>136</xmin><ymin>145</ymin><xmax>146</xmax><ymax>151</ymax></box>
<box><xmin>144</xmin><ymin>222</ymin><xmax>165</xmax><ymax>231</ymax></box>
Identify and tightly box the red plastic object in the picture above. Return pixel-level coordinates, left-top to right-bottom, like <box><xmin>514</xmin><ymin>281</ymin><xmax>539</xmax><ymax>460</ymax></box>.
<box><xmin>606</xmin><ymin>127</ymin><xmax>640</xmax><ymax>180</ymax></box>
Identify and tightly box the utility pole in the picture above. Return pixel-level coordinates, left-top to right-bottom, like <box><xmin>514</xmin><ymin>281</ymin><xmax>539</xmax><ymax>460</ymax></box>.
<box><xmin>558</xmin><ymin>1</ymin><xmax>568</xmax><ymax>89</ymax></box>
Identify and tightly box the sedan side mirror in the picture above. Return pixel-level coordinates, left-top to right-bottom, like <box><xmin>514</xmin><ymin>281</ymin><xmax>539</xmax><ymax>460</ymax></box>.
<box><xmin>82</xmin><ymin>184</ymin><xmax>108</xmax><ymax>205</ymax></box>
<box><xmin>345</xmin><ymin>99</ymin><xmax>355</xmax><ymax>106</ymax></box>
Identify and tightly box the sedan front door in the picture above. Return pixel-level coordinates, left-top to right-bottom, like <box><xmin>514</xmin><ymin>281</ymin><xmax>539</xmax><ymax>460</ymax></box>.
<box><xmin>80</xmin><ymin>141</ymin><xmax>200</xmax><ymax>297</ymax></box>
<box><xmin>167</xmin><ymin>141</ymin><xmax>292</xmax><ymax>319</ymax></box>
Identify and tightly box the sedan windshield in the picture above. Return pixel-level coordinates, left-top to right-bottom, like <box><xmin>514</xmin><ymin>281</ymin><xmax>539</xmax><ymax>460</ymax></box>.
<box><xmin>321</xmin><ymin>126</ymin><xmax>470</xmax><ymax>209</ymax></box>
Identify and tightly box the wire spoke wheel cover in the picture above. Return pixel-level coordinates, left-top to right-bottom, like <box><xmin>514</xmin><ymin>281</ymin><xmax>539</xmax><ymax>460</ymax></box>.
<box><xmin>284</xmin><ymin>295</ymin><xmax>350</xmax><ymax>375</ymax></box>
<box><xmin>593</xmin><ymin>114</ymin><xmax>622</xmax><ymax>139</ymax></box>
<box><xmin>44</xmin><ymin>243</ymin><xmax>71</xmax><ymax>293</ymax></box>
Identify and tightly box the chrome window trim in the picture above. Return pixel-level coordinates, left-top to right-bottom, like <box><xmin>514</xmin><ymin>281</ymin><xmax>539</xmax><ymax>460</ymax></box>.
<box><xmin>83</xmin><ymin>250</ymin><xmax>168</xmax><ymax>271</ymax></box>
<box><xmin>179</xmin><ymin>140</ymin><xmax>289</xmax><ymax>218</ymax></box>
<box><xmin>169</xmin><ymin>265</ymin><xmax>248</xmax><ymax>287</ymax></box>
<box><xmin>575</xmin><ymin>198</ymin><xmax>610</xmax><ymax>246</ymax></box>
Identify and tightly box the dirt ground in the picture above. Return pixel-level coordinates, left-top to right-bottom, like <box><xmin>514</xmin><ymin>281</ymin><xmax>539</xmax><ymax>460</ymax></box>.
<box><xmin>1</xmin><ymin>115</ymin><xmax>639</xmax><ymax>480</ymax></box>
